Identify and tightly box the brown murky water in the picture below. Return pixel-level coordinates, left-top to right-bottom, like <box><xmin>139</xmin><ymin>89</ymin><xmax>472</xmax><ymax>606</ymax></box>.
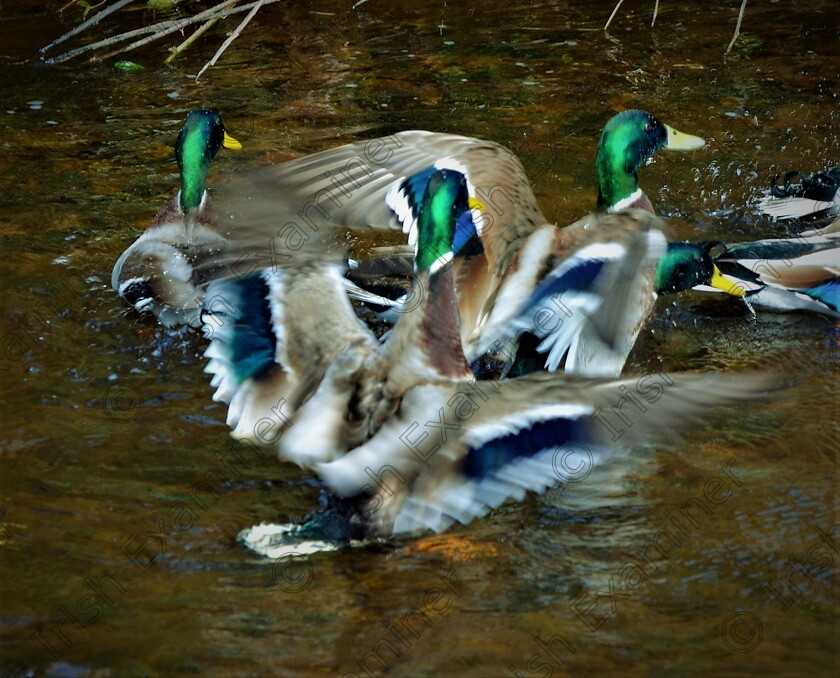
<box><xmin>1</xmin><ymin>1</ymin><xmax>838</xmax><ymax>675</ymax></box>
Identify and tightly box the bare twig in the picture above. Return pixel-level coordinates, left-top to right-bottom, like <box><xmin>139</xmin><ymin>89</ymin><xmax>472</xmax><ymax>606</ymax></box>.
<box><xmin>604</xmin><ymin>0</ymin><xmax>626</xmax><ymax>31</ymax></box>
<box><xmin>195</xmin><ymin>0</ymin><xmax>264</xmax><ymax>81</ymax></box>
<box><xmin>40</xmin><ymin>0</ymin><xmax>136</xmax><ymax>54</ymax></box>
<box><xmin>97</xmin><ymin>0</ymin><xmax>243</xmax><ymax>62</ymax></box>
<box><xmin>45</xmin><ymin>0</ymin><xmax>239</xmax><ymax>63</ymax></box>
<box><xmin>44</xmin><ymin>0</ymin><xmax>284</xmax><ymax>64</ymax></box>
<box><xmin>605</xmin><ymin>0</ymin><xmax>750</xmax><ymax>55</ymax></box>
<box><xmin>164</xmin><ymin>17</ymin><xmax>221</xmax><ymax>65</ymax></box>
<box><xmin>726</xmin><ymin>0</ymin><xmax>749</xmax><ymax>54</ymax></box>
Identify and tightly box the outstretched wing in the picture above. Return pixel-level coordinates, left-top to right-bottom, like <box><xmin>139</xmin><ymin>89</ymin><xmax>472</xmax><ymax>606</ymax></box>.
<box><xmin>471</xmin><ymin>209</ymin><xmax>667</xmax><ymax>377</ymax></box>
<box><xmin>202</xmin><ymin>249</ymin><xmax>377</xmax><ymax>453</ymax></box>
<box><xmin>215</xmin><ymin>131</ymin><xmax>546</xmax><ymax>271</ymax></box>
<box><xmin>315</xmin><ymin>370</ymin><xmax>779</xmax><ymax>536</ymax></box>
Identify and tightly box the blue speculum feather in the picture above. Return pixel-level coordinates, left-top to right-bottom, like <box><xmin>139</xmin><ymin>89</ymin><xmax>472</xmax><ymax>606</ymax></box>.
<box><xmin>527</xmin><ymin>259</ymin><xmax>606</xmax><ymax>307</ymax></box>
<box><xmin>803</xmin><ymin>279</ymin><xmax>840</xmax><ymax>312</ymax></box>
<box><xmin>463</xmin><ymin>417</ymin><xmax>590</xmax><ymax>480</ymax></box>
<box><xmin>210</xmin><ymin>274</ymin><xmax>276</xmax><ymax>384</ymax></box>
<box><xmin>452</xmin><ymin>211</ymin><xmax>482</xmax><ymax>256</ymax></box>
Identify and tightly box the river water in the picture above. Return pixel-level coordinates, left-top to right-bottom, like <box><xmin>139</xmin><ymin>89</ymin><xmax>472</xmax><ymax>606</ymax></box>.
<box><xmin>0</xmin><ymin>1</ymin><xmax>837</xmax><ymax>675</ymax></box>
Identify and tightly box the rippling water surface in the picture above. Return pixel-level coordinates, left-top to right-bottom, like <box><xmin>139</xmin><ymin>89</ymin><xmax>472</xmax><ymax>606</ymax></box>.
<box><xmin>0</xmin><ymin>1</ymin><xmax>838</xmax><ymax>675</ymax></box>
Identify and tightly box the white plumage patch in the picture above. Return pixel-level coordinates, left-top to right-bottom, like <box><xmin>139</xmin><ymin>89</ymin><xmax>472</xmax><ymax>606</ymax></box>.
<box><xmin>476</xmin><ymin>238</ymin><xmax>628</xmax><ymax>372</ymax></box>
<box><xmin>759</xmin><ymin>196</ymin><xmax>838</xmax><ymax>220</ymax></box>
<box><xmin>609</xmin><ymin>188</ymin><xmax>644</xmax><ymax>212</ymax></box>
<box><xmin>385</xmin><ymin>179</ymin><xmax>416</xmax><ymax>244</ymax></box>
<box><xmin>567</xmin><ymin>241</ymin><xmax>627</xmax><ymax>262</ymax></box>
<box><xmin>429</xmin><ymin>252</ymin><xmax>454</xmax><ymax>276</ymax></box>
<box><xmin>390</xmin><ymin>442</ymin><xmax>614</xmax><ymax>536</ymax></box>
<box><xmin>472</xmin><ymin>225</ymin><xmax>555</xmax><ymax>354</ymax></box>
<box><xmin>263</xmin><ymin>270</ymin><xmax>288</xmax><ymax>367</ymax></box>
<box><xmin>238</xmin><ymin>523</ymin><xmax>341</xmax><ymax>559</ymax></box>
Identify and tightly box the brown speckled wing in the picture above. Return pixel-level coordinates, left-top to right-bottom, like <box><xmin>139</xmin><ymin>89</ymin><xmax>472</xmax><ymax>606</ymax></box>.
<box><xmin>215</xmin><ymin>131</ymin><xmax>548</xmax><ymax>253</ymax></box>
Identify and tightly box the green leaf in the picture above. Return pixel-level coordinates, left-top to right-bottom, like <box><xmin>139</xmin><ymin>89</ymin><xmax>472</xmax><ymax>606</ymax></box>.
<box><xmin>114</xmin><ymin>60</ymin><xmax>145</xmax><ymax>72</ymax></box>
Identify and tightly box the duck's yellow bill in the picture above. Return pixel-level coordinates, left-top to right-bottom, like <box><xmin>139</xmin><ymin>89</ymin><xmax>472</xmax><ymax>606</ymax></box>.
<box><xmin>710</xmin><ymin>265</ymin><xmax>745</xmax><ymax>297</ymax></box>
<box><xmin>468</xmin><ymin>197</ymin><xmax>485</xmax><ymax>211</ymax></box>
<box><xmin>223</xmin><ymin>131</ymin><xmax>242</xmax><ymax>150</ymax></box>
<box><xmin>664</xmin><ymin>124</ymin><xmax>705</xmax><ymax>151</ymax></box>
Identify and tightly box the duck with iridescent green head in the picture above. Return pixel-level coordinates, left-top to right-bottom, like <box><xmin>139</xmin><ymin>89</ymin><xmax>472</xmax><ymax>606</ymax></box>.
<box><xmin>596</xmin><ymin>109</ymin><xmax>705</xmax><ymax>212</ymax></box>
<box><xmin>111</xmin><ymin>107</ymin><xmax>241</xmax><ymax>328</ymax></box>
<box><xmin>197</xmin><ymin>168</ymin><xmax>777</xmax><ymax>549</ymax></box>
<box><xmin>219</xmin><ymin>110</ymin><xmax>707</xmax><ymax>378</ymax></box>
<box><xmin>653</xmin><ymin>220</ymin><xmax>840</xmax><ymax>317</ymax></box>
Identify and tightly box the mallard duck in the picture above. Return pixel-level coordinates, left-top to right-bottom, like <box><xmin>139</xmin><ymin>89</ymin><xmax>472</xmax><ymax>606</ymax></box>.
<box><xmin>759</xmin><ymin>167</ymin><xmax>840</xmax><ymax>220</ymax></box>
<box><xmin>236</xmin><ymin>368</ymin><xmax>776</xmax><ymax>554</ymax></box>
<box><xmin>719</xmin><ymin>218</ymin><xmax>840</xmax><ymax>315</ymax></box>
<box><xmin>111</xmin><ymin>107</ymin><xmax>241</xmax><ymax>327</ymax></box>
<box><xmin>653</xmin><ymin>218</ymin><xmax>840</xmax><ymax>316</ymax></box>
<box><xmin>204</xmin><ymin>168</ymin><xmax>475</xmax><ymax>464</ymax></box>
<box><xmin>216</xmin><ymin>110</ymin><xmax>706</xmax><ymax>377</ymax></box>
<box><xmin>200</xmin><ymin>169</ymin><xmax>778</xmax><ymax>548</ymax></box>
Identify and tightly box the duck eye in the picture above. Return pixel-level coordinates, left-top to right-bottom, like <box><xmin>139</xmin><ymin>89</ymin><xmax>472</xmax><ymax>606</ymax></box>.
<box><xmin>644</xmin><ymin>123</ymin><xmax>654</xmax><ymax>133</ymax></box>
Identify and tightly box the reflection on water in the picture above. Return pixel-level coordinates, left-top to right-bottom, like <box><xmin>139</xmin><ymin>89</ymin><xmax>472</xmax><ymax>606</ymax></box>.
<box><xmin>0</xmin><ymin>0</ymin><xmax>838</xmax><ymax>675</ymax></box>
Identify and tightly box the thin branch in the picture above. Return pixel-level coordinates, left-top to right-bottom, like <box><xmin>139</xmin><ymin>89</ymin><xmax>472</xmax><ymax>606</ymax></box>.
<box><xmin>726</xmin><ymin>0</ymin><xmax>749</xmax><ymax>54</ymax></box>
<box><xmin>164</xmin><ymin>17</ymin><xmax>221</xmax><ymax>65</ymax></box>
<box><xmin>604</xmin><ymin>0</ymin><xmax>626</xmax><ymax>31</ymax></box>
<box><xmin>40</xmin><ymin>0</ymin><xmax>136</xmax><ymax>54</ymax></box>
<box><xmin>97</xmin><ymin>0</ymin><xmax>243</xmax><ymax>62</ymax></box>
<box><xmin>651</xmin><ymin>0</ymin><xmax>659</xmax><ymax>27</ymax></box>
<box><xmin>195</xmin><ymin>0</ymin><xmax>264</xmax><ymax>81</ymax></box>
<box><xmin>44</xmin><ymin>0</ymin><xmax>284</xmax><ymax>64</ymax></box>
<box><xmin>45</xmin><ymin>0</ymin><xmax>240</xmax><ymax>63</ymax></box>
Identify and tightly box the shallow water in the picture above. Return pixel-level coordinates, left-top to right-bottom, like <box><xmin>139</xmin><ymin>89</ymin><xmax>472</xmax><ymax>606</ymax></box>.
<box><xmin>0</xmin><ymin>1</ymin><xmax>838</xmax><ymax>676</ymax></box>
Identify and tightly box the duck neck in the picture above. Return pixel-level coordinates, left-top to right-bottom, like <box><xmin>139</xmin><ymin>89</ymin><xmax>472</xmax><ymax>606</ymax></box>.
<box><xmin>419</xmin><ymin>265</ymin><xmax>470</xmax><ymax>377</ymax></box>
<box><xmin>177</xmin><ymin>121</ymin><xmax>214</xmax><ymax>214</ymax></box>
<box><xmin>179</xmin><ymin>156</ymin><xmax>210</xmax><ymax>215</ymax></box>
<box><xmin>376</xmin><ymin>264</ymin><xmax>470</xmax><ymax>399</ymax></box>
<box><xmin>596</xmin><ymin>144</ymin><xmax>643</xmax><ymax>212</ymax></box>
